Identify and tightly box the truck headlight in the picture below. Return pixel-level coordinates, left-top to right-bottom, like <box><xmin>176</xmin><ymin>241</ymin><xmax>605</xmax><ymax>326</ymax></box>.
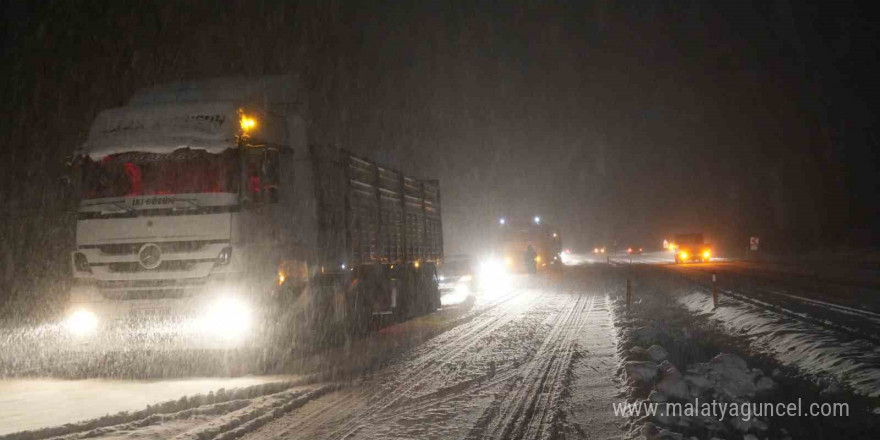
<box><xmin>216</xmin><ymin>247</ymin><xmax>232</xmax><ymax>266</ymax></box>
<box><xmin>201</xmin><ymin>296</ymin><xmax>250</xmax><ymax>339</ymax></box>
<box><xmin>65</xmin><ymin>309</ymin><xmax>98</xmax><ymax>336</ymax></box>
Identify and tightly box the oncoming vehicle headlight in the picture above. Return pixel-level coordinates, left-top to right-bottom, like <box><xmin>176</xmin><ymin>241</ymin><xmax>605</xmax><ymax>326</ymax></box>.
<box><xmin>680</xmin><ymin>251</ymin><xmax>689</xmax><ymax>260</ymax></box>
<box><xmin>65</xmin><ymin>309</ymin><xmax>98</xmax><ymax>336</ymax></box>
<box><xmin>480</xmin><ymin>259</ymin><xmax>506</xmax><ymax>279</ymax></box>
<box><xmin>702</xmin><ymin>250</ymin><xmax>711</xmax><ymax>259</ymax></box>
<box><xmin>201</xmin><ymin>296</ymin><xmax>251</xmax><ymax>339</ymax></box>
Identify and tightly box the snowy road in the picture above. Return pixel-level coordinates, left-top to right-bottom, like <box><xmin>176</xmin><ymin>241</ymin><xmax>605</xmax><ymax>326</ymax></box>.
<box><xmin>243</xmin><ymin>273</ymin><xmax>620</xmax><ymax>440</ymax></box>
<box><xmin>4</xmin><ymin>255</ymin><xmax>877</xmax><ymax>439</ymax></box>
<box><xmin>0</xmin><ymin>267</ymin><xmax>624</xmax><ymax>439</ymax></box>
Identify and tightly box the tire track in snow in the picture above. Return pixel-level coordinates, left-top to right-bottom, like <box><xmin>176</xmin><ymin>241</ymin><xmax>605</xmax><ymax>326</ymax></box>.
<box><xmin>328</xmin><ymin>288</ymin><xmax>537</xmax><ymax>439</ymax></box>
<box><xmin>243</xmin><ymin>285</ymin><xmax>530</xmax><ymax>440</ymax></box>
<box><xmin>466</xmin><ymin>293</ymin><xmax>601</xmax><ymax>440</ymax></box>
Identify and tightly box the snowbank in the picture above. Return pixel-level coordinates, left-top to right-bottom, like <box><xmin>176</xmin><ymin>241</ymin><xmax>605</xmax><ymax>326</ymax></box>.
<box><xmin>680</xmin><ymin>291</ymin><xmax>880</xmax><ymax>397</ymax></box>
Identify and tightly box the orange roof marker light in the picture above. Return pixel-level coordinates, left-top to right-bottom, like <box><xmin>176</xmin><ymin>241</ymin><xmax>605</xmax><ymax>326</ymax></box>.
<box><xmin>240</xmin><ymin>113</ymin><xmax>257</xmax><ymax>133</ymax></box>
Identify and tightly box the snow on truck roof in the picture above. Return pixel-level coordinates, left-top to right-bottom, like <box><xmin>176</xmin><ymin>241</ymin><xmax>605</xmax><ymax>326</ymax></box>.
<box><xmin>81</xmin><ymin>75</ymin><xmax>301</xmax><ymax>159</ymax></box>
<box><xmin>81</xmin><ymin>101</ymin><xmax>240</xmax><ymax>160</ymax></box>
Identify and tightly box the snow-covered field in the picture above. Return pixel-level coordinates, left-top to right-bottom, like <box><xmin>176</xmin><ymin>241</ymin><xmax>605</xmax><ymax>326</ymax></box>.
<box><xmin>610</xmin><ymin>261</ymin><xmax>880</xmax><ymax>439</ymax></box>
<box><xmin>677</xmin><ymin>283</ymin><xmax>880</xmax><ymax>397</ymax></box>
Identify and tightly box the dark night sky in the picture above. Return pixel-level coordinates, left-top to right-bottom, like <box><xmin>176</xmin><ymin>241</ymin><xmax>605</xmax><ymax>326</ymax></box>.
<box><xmin>336</xmin><ymin>0</ymin><xmax>878</xmax><ymax>254</ymax></box>
<box><xmin>0</xmin><ymin>0</ymin><xmax>877</xmax><ymax>307</ymax></box>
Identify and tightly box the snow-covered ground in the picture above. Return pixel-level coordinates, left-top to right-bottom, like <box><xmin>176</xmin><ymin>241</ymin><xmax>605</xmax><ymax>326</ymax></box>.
<box><xmin>6</xmin><ymin>257</ymin><xmax>875</xmax><ymax>439</ymax></box>
<box><xmin>0</xmin><ymin>375</ymin><xmax>295</xmax><ymax>436</ymax></box>
<box><xmin>609</xmin><ymin>261</ymin><xmax>880</xmax><ymax>439</ymax></box>
<box><xmin>0</xmin><ymin>269</ymin><xmax>624</xmax><ymax>439</ymax></box>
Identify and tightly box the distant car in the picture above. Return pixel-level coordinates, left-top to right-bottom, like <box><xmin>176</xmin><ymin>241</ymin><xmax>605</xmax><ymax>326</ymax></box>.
<box><xmin>626</xmin><ymin>246</ymin><xmax>643</xmax><ymax>255</ymax></box>
<box><xmin>592</xmin><ymin>246</ymin><xmax>607</xmax><ymax>254</ymax></box>
<box><xmin>438</xmin><ymin>255</ymin><xmax>477</xmax><ymax>293</ymax></box>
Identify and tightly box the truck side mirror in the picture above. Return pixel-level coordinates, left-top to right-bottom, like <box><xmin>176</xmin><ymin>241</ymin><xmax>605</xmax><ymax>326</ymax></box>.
<box><xmin>263</xmin><ymin>149</ymin><xmax>280</xmax><ymax>204</ymax></box>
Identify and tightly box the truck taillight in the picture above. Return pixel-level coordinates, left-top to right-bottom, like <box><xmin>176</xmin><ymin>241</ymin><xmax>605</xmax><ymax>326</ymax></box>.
<box><xmin>73</xmin><ymin>252</ymin><xmax>90</xmax><ymax>273</ymax></box>
<box><xmin>217</xmin><ymin>247</ymin><xmax>232</xmax><ymax>266</ymax></box>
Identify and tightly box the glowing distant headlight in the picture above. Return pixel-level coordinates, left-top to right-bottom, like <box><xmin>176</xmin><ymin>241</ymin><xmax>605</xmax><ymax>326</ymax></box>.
<box><xmin>680</xmin><ymin>251</ymin><xmax>689</xmax><ymax>260</ymax></box>
<box><xmin>702</xmin><ymin>250</ymin><xmax>711</xmax><ymax>259</ymax></box>
<box><xmin>202</xmin><ymin>297</ymin><xmax>251</xmax><ymax>339</ymax></box>
<box><xmin>66</xmin><ymin>309</ymin><xmax>98</xmax><ymax>336</ymax></box>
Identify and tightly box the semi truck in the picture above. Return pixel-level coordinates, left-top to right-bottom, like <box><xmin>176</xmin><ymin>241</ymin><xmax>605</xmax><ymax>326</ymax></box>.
<box><xmin>488</xmin><ymin>217</ymin><xmax>561</xmax><ymax>273</ymax></box>
<box><xmin>672</xmin><ymin>233</ymin><xmax>711</xmax><ymax>263</ymax></box>
<box><xmin>65</xmin><ymin>75</ymin><xmax>443</xmax><ymax>347</ymax></box>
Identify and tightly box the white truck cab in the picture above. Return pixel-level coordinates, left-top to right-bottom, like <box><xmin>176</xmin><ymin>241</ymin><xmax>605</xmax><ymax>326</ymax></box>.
<box><xmin>66</xmin><ymin>76</ymin><xmax>443</xmax><ymax>349</ymax></box>
<box><xmin>67</xmin><ymin>76</ymin><xmax>309</xmax><ymax>344</ymax></box>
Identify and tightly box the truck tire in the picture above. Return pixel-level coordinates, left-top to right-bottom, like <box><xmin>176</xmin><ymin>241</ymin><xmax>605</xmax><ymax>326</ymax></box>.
<box><xmin>394</xmin><ymin>267</ymin><xmax>420</xmax><ymax>321</ymax></box>
<box><xmin>348</xmin><ymin>287</ymin><xmax>372</xmax><ymax>337</ymax></box>
<box><xmin>420</xmin><ymin>264</ymin><xmax>441</xmax><ymax>314</ymax></box>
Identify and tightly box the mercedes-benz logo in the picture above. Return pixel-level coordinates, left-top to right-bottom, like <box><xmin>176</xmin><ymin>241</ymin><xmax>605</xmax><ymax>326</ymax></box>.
<box><xmin>138</xmin><ymin>243</ymin><xmax>162</xmax><ymax>270</ymax></box>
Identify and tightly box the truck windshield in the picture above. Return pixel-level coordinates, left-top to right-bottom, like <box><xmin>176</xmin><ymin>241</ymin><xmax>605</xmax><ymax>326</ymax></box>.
<box><xmin>82</xmin><ymin>148</ymin><xmax>239</xmax><ymax>199</ymax></box>
<box><xmin>674</xmin><ymin>234</ymin><xmax>704</xmax><ymax>245</ymax></box>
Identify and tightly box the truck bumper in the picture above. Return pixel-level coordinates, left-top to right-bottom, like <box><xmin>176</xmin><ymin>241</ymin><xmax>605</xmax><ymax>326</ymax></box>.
<box><xmin>64</xmin><ymin>275</ymin><xmax>264</xmax><ymax>349</ymax></box>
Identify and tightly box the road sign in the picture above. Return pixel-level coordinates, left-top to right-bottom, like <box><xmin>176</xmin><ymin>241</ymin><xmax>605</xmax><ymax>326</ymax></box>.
<box><xmin>750</xmin><ymin>236</ymin><xmax>759</xmax><ymax>251</ymax></box>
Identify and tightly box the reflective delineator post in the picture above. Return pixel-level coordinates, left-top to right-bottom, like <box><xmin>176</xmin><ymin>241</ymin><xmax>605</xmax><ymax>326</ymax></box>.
<box><xmin>712</xmin><ymin>273</ymin><xmax>718</xmax><ymax>308</ymax></box>
<box><xmin>626</xmin><ymin>278</ymin><xmax>632</xmax><ymax>309</ymax></box>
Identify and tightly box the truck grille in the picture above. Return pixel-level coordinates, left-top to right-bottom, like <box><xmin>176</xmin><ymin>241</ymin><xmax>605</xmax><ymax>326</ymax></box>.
<box><xmin>108</xmin><ymin>260</ymin><xmax>200</xmax><ymax>273</ymax></box>
<box><xmin>85</xmin><ymin>240</ymin><xmax>226</xmax><ymax>256</ymax></box>
<box><xmin>97</xmin><ymin>278</ymin><xmax>207</xmax><ymax>290</ymax></box>
<box><xmin>102</xmin><ymin>289</ymin><xmax>192</xmax><ymax>301</ymax></box>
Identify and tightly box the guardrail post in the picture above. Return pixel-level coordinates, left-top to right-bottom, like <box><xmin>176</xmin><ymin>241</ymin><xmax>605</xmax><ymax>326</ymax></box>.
<box><xmin>626</xmin><ymin>278</ymin><xmax>632</xmax><ymax>309</ymax></box>
<box><xmin>712</xmin><ymin>273</ymin><xmax>718</xmax><ymax>308</ymax></box>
